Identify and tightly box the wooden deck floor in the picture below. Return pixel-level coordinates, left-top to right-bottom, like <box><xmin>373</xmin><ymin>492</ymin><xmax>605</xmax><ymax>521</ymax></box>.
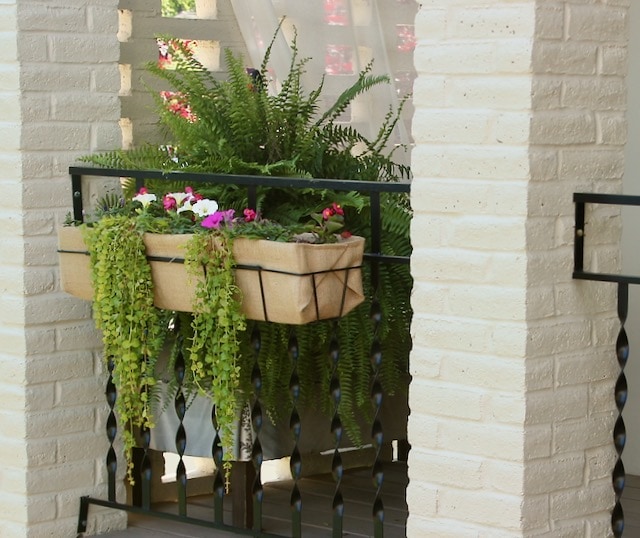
<box><xmin>100</xmin><ymin>463</ymin><xmax>408</xmax><ymax>538</ymax></box>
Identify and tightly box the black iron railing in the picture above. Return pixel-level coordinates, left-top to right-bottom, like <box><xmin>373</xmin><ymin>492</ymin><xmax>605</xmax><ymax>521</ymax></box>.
<box><xmin>71</xmin><ymin>166</ymin><xmax>411</xmax><ymax>538</ymax></box>
<box><xmin>573</xmin><ymin>192</ymin><xmax>640</xmax><ymax>538</ymax></box>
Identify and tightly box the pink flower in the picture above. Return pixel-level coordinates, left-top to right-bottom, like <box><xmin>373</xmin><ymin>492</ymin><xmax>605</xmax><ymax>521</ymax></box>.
<box><xmin>201</xmin><ymin>209</ymin><xmax>235</xmax><ymax>229</ymax></box>
<box><xmin>243</xmin><ymin>208</ymin><xmax>257</xmax><ymax>222</ymax></box>
<box><xmin>332</xmin><ymin>203</ymin><xmax>344</xmax><ymax>216</ymax></box>
<box><xmin>322</xmin><ymin>207</ymin><xmax>333</xmax><ymax>220</ymax></box>
<box><xmin>163</xmin><ymin>196</ymin><xmax>177</xmax><ymax>210</ymax></box>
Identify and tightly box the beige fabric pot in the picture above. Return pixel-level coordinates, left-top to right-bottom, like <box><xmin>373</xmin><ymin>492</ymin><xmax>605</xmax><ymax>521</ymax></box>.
<box><xmin>58</xmin><ymin>228</ymin><xmax>365</xmax><ymax>324</ymax></box>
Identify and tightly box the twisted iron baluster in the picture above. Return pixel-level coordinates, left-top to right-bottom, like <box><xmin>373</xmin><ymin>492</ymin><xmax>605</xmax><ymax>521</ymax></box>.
<box><xmin>612</xmin><ymin>282</ymin><xmax>629</xmax><ymax>537</ymax></box>
<box><xmin>370</xmin><ymin>298</ymin><xmax>385</xmax><ymax>538</ymax></box>
<box><xmin>250</xmin><ymin>325</ymin><xmax>264</xmax><ymax>531</ymax></box>
<box><xmin>174</xmin><ymin>342</ymin><xmax>188</xmax><ymax>516</ymax></box>
<box><xmin>105</xmin><ymin>356</ymin><xmax>117</xmax><ymax>502</ymax></box>
<box><xmin>139</xmin><ymin>419</ymin><xmax>152</xmax><ymax>510</ymax></box>
<box><xmin>329</xmin><ymin>323</ymin><xmax>344</xmax><ymax>537</ymax></box>
<box><xmin>212</xmin><ymin>402</ymin><xmax>225</xmax><ymax>523</ymax></box>
<box><xmin>289</xmin><ymin>330</ymin><xmax>303</xmax><ymax>537</ymax></box>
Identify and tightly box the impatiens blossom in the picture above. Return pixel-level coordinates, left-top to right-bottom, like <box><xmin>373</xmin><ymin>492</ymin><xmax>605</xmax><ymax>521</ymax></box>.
<box><xmin>201</xmin><ymin>209</ymin><xmax>235</xmax><ymax>229</ymax></box>
<box><xmin>243</xmin><ymin>208</ymin><xmax>257</xmax><ymax>222</ymax></box>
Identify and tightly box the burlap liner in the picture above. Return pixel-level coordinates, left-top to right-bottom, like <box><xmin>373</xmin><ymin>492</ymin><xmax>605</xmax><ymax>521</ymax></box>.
<box><xmin>58</xmin><ymin>227</ymin><xmax>365</xmax><ymax>324</ymax></box>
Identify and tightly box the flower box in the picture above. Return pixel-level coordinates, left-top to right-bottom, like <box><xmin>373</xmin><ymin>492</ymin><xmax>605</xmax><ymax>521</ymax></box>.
<box><xmin>58</xmin><ymin>227</ymin><xmax>365</xmax><ymax>325</ymax></box>
<box><xmin>57</xmin><ymin>226</ymin><xmax>93</xmax><ymax>301</ymax></box>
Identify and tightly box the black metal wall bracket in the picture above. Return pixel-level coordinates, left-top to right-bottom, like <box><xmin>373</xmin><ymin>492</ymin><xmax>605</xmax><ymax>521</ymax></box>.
<box><xmin>573</xmin><ymin>192</ymin><xmax>640</xmax><ymax>538</ymax></box>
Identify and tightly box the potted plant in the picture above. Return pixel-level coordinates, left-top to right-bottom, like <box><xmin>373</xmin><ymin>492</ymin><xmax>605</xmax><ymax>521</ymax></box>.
<box><xmin>61</xmin><ymin>24</ymin><xmax>413</xmax><ymax>480</ymax></box>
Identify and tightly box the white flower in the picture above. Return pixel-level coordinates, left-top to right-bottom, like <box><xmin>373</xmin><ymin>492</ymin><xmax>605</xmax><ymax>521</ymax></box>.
<box><xmin>190</xmin><ymin>198</ymin><xmax>219</xmax><ymax>217</ymax></box>
<box><xmin>167</xmin><ymin>191</ymin><xmax>191</xmax><ymax>206</ymax></box>
<box><xmin>132</xmin><ymin>192</ymin><xmax>157</xmax><ymax>207</ymax></box>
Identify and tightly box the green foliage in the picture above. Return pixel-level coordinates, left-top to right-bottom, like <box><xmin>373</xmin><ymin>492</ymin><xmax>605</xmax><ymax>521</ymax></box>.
<box><xmin>82</xmin><ymin>217</ymin><xmax>168</xmax><ymax>483</ymax></box>
<box><xmin>79</xmin><ymin>23</ymin><xmax>413</xmax><ymax>457</ymax></box>
<box><xmin>183</xmin><ymin>233</ymin><xmax>246</xmax><ymax>474</ymax></box>
<box><xmin>161</xmin><ymin>0</ymin><xmax>195</xmax><ymax>18</ymax></box>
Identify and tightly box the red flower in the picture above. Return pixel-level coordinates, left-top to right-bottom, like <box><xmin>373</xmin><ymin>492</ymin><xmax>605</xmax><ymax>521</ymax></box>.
<box><xmin>243</xmin><ymin>208</ymin><xmax>257</xmax><ymax>222</ymax></box>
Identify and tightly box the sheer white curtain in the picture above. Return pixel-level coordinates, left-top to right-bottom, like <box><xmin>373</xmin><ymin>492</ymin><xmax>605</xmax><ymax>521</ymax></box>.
<box><xmin>229</xmin><ymin>0</ymin><xmax>417</xmax><ymax>150</ymax></box>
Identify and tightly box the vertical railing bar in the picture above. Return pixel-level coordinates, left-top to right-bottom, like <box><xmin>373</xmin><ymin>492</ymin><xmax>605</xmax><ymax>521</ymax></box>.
<box><xmin>613</xmin><ymin>282</ymin><xmax>629</xmax><ymax>537</ymax></box>
<box><xmin>139</xmin><ymin>424</ymin><xmax>152</xmax><ymax>510</ymax></box>
<box><xmin>289</xmin><ymin>331</ymin><xmax>302</xmax><ymax>538</ymax></box>
<box><xmin>72</xmin><ymin>173</ymin><xmax>84</xmax><ymax>223</ymax></box>
<box><xmin>211</xmin><ymin>405</ymin><xmax>225</xmax><ymax>524</ymax></box>
<box><xmin>105</xmin><ymin>357</ymin><xmax>118</xmax><ymax>502</ymax></box>
<box><xmin>329</xmin><ymin>322</ymin><xmax>344</xmax><ymax>537</ymax></box>
<box><xmin>174</xmin><ymin>336</ymin><xmax>188</xmax><ymax>517</ymax></box>
<box><xmin>250</xmin><ymin>325</ymin><xmax>264</xmax><ymax>533</ymax></box>
<box><xmin>247</xmin><ymin>185</ymin><xmax>258</xmax><ymax>210</ymax></box>
<box><xmin>370</xmin><ymin>192</ymin><xmax>382</xmax><ymax>255</ymax></box>
<box><xmin>573</xmin><ymin>198</ymin><xmax>586</xmax><ymax>274</ymax></box>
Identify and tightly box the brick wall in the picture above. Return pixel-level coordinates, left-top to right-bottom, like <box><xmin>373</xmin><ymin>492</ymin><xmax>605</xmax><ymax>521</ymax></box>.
<box><xmin>0</xmin><ymin>1</ymin><xmax>124</xmax><ymax>535</ymax></box>
<box><xmin>408</xmin><ymin>0</ymin><xmax>625</xmax><ymax>535</ymax></box>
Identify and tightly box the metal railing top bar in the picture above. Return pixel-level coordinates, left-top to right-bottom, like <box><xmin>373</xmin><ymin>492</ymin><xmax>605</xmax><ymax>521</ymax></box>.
<box><xmin>573</xmin><ymin>192</ymin><xmax>640</xmax><ymax>285</ymax></box>
<box><xmin>69</xmin><ymin>166</ymin><xmax>411</xmax><ymax>193</ymax></box>
<box><xmin>574</xmin><ymin>192</ymin><xmax>640</xmax><ymax>206</ymax></box>
<box><xmin>69</xmin><ymin>166</ymin><xmax>411</xmax><ymax>266</ymax></box>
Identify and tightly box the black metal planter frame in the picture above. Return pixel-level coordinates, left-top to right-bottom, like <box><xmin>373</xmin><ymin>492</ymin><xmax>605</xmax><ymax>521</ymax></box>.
<box><xmin>573</xmin><ymin>192</ymin><xmax>640</xmax><ymax>538</ymax></box>
<box><xmin>70</xmin><ymin>166</ymin><xmax>411</xmax><ymax>538</ymax></box>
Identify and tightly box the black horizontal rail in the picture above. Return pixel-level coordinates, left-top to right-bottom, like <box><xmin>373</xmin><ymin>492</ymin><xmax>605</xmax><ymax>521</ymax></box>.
<box><xmin>69</xmin><ymin>166</ymin><xmax>411</xmax><ymax>265</ymax></box>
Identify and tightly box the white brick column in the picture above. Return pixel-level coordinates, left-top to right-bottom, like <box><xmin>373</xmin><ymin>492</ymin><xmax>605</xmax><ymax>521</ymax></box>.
<box><xmin>0</xmin><ymin>1</ymin><xmax>124</xmax><ymax>535</ymax></box>
<box><xmin>409</xmin><ymin>1</ymin><xmax>626</xmax><ymax>536</ymax></box>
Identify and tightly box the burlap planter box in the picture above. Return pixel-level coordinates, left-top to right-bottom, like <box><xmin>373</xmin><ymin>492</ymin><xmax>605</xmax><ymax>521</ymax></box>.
<box><xmin>57</xmin><ymin>226</ymin><xmax>93</xmax><ymax>301</ymax></box>
<box><xmin>58</xmin><ymin>227</ymin><xmax>365</xmax><ymax>324</ymax></box>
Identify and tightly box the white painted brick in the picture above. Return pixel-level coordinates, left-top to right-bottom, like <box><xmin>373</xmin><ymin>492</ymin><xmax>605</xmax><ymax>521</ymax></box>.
<box><xmin>412</xmin><ymin>109</ymin><xmax>490</xmax><ymax>143</ymax></box>
<box><xmin>600</xmin><ymin>45</ymin><xmax>628</xmax><ymax>75</ymax></box>
<box><xmin>56</xmin><ymin>377</ymin><xmax>104</xmax><ymax>407</ymax></box>
<box><xmin>410</xmin><ymin>448</ymin><xmax>484</xmax><ymax>489</ymax></box>
<box><xmin>559</xmin><ymin>148</ymin><xmax>625</xmax><ymax>180</ymax></box>
<box><xmin>56</xmin><ymin>322</ymin><xmax>103</xmax><ymax>351</ymax></box>
<box><xmin>450</xmin><ymin>5</ymin><xmax>535</xmax><ymax>39</ymax></box>
<box><xmin>21</xmin><ymin>123</ymin><xmax>92</xmax><ymax>151</ymax></box>
<box><xmin>494</xmin><ymin>112</ymin><xmax>531</xmax><ymax>144</ymax></box>
<box><xmin>553</xmin><ymin>415</ymin><xmax>616</xmax><ymax>454</ymax></box>
<box><xmin>568</xmin><ymin>4</ymin><xmax>627</xmax><ymax>43</ymax></box>
<box><xmin>562</xmin><ymin>77</ymin><xmax>626</xmax><ymax>110</ymax></box>
<box><xmin>531</xmin><ymin>110</ymin><xmax>596</xmax><ymax>145</ymax></box>
<box><xmin>597</xmin><ymin>112</ymin><xmax>627</xmax><ymax>145</ymax></box>
<box><xmin>15</xmin><ymin>33</ymin><xmax>47</xmax><ymax>62</ymax></box>
<box><xmin>25</xmin><ymin>384</ymin><xmax>55</xmax><ymax>412</ymax></box>
<box><xmin>26</xmin><ymin>461</ymin><xmax>95</xmax><ymax>495</ymax></box>
<box><xmin>535</xmin><ymin>4</ymin><xmax>564</xmax><ymax>40</ymax></box>
<box><xmin>26</xmin><ymin>408</ymin><xmax>95</xmax><ymax>438</ymax></box>
<box><xmin>448</xmin><ymin>76</ymin><xmax>533</xmax><ymax>109</ymax></box>
<box><xmin>411</xmin><ymin>378</ymin><xmax>484</xmax><ymax>421</ymax></box>
<box><xmin>0</xmin><ymin>31</ymin><xmax>18</xmax><ymax>63</ymax></box>
<box><xmin>438</xmin><ymin>419</ymin><xmax>524</xmax><ymax>461</ymax></box>
<box><xmin>439</xmin><ymin>352</ymin><xmax>525</xmax><ymax>391</ymax></box>
<box><xmin>52</xmin><ymin>93</ymin><xmax>119</xmax><ymax>122</ymax></box>
<box><xmin>550</xmin><ymin>480</ymin><xmax>614</xmax><ymax>520</ymax></box>
<box><xmin>50</xmin><ymin>34</ymin><xmax>119</xmax><ymax>63</ymax></box>
<box><xmin>526</xmin><ymin>387</ymin><xmax>590</xmax><ymax>425</ymax></box>
<box><xmin>524</xmin><ymin>424</ymin><xmax>553</xmax><ymax>459</ymax></box>
<box><xmin>25</xmin><ymin>351</ymin><xmax>95</xmax><ymax>384</ymax></box>
<box><xmin>439</xmin><ymin>488</ymin><xmax>523</xmax><ymax>529</ymax></box>
<box><xmin>17</xmin><ymin>5</ymin><xmax>87</xmax><ymax>33</ymax></box>
<box><xmin>533</xmin><ymin>42</ymin><xmax>597</xmax><ymax>75</ymax></box>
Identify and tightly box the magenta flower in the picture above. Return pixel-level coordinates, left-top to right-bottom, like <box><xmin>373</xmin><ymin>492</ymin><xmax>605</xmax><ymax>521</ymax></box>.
<box><xmin>201</xmin><ymin>209</ymin><xmax>235</xmax><ymax>229</ymax></box>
